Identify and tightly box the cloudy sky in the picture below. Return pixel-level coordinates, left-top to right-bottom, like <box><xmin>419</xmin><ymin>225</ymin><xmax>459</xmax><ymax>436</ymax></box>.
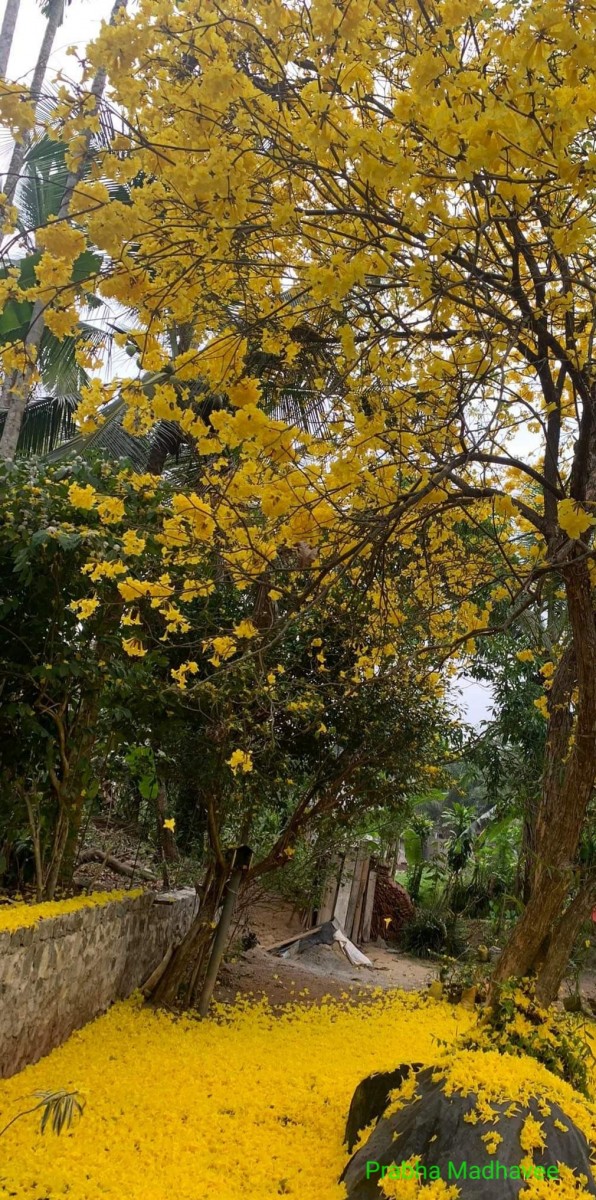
<box><xmin>5</xmin><ymin>0</ymin><xmax>118</xmax><ymax>84</ymax></box>
<box><xmin>4</xmin><ymin>1</ymin><xmax>497</xmax><ymax>730</ymax></box>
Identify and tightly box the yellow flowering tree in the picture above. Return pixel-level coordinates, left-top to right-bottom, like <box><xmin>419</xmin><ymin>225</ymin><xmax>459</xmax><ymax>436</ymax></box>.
<box><xmin>145</xmin><ymin>584</ymin><xmax>452</xmax><ymax>1006</ymax></box>
<box><xmin>4</xmin><ymin>0</ymin><xmax>596</xmax><ymax>1001</ymax></box>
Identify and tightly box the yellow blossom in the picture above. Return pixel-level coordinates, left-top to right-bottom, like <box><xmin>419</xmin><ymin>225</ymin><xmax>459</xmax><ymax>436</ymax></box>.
<box><xmin>68</xmin><ymin>597</ymin><xmax>100</xmax><ymax>620</ymax></box>
<box><xmin>96</xmin><ymin>496</ymin><xmax>126</xmax><ymax>525</ymax></box>
<box><xmin>68</xmin><ymin>482</ymin><xmax>97</xmax><ymax>510</ymax></box>
<box><xmin>206</xmin><ymin>636</ymin><xmax>237</xmax><ymax>666</ymax></box>
<box><xmin>121</xmin><ymin>530</ymin><xmax>147</xmax><ymax>557</ymax></box>
<box><xmin>233</xmin><ymin>619</ymin><xmax>259</xmax><ymax>639</ymax></box>
<box><xmin>170</xmin><ymin>661</ymin><xmax>199</xmax><ymax>689</ymax></box>
<box><xmin>0</xmin><ymin>889</ymin><xmax>142</xmax><ymax>934</ymax></box>
<box><xmin>122</xmin><ymin>637</ymin><xmax>147</xmax><ymax>657</ymax></box>
<box><xmin>558</xmin><ymin>499</ymin><xmax>596</xmax><ymax>540</ymax></box>
<box><xmin>227</xmin><ymin>749</ymin><xmax>254</xmax><ymax>774</ymax></box>
<box><xmin>227</xmin><ymin>377</ymin><xmax>262</xmax><ymax>407</ymax></box>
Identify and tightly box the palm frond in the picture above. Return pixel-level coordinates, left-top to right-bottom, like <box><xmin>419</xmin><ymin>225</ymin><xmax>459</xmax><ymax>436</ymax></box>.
<box><xmin>0</xmin><ymin>1088</ymin><xmax>84</xmax><ymax>1139</ymax></box>
<box><xmin>34</xmin><ymin>1088</ymin><xmax>85</xmax><ymax>1135</ymax></box>
<box><xmin>46</xmin><ymin>394</ymin><xmax>151</xmax><ymax>466</ymax></box>
<box><xmin>269</xmin><ymin>387</ymin><xmax>333</xmax><ymax>437</ymax></box>
<box><xmin>17</xmin><ymin>136</ymin><xmax>69</xmax><ymax>231</ymax></box>
<box><xmin>10</xmin><ymin>394</ymin><xmax>77</xmax><ymax>456</ymax></box>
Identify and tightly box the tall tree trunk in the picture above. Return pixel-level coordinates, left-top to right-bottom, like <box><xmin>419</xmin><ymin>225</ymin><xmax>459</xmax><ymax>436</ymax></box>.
<box><xmin>0</xmin><ymin>0</ymin><xmax>128</xmax><ymax>460</ymax></box>
<box><xmin>492</xmin><ymin>561</ymin><xmax>596</xmax><ymax>1003</ymax></box>
<box><xmin>156</xmin><ymin>782</ymin><xmax>178</xmax><ymax>863</ymax></box>
<box><xmin>149</xmin><ymin>862</ymin><xmax>229</xmax><ymax>1007</ymax></box>
<box><xmin>518</xmin><ymin>795</ymin><xmax>538</xmax><ymax>903</ymax></box>
<box><xmin>3</xmin><ymin>0</ymin><xmax>65</xmax><ymax>205</ymax></box>
<box><xmin>534</xmin><ymin>875</ymin><xmax>596</xmax><ymax>1006</ymax></box>
<box><xmin>0</xmin><ymin>0</ymin><xmax>20</xmax><ymax>78</ymax></box>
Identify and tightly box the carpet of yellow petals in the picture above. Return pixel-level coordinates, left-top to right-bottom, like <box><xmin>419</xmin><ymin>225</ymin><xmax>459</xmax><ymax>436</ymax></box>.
<box><xmin>0</xmin><ymin>992</ymin><xmax>593</xmax><ymax>1200</ymax></box>
<box><xmin>0</xmin><ymin>890</ymin><xmax>143</xmax><ymax>934</ymax></box>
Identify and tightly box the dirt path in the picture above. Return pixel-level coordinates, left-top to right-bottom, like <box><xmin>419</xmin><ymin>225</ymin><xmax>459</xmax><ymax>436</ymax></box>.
<box><xmin>213</xmin><ymin>893</ymin><xmax>596</xmax><ymax>1012</ymax></box>
<box><xmin>214</xmin><ymin>895</ymin><xmax>434</xmax><ymax>1007</ymax></box>
<box><xmin>214</xmin><ymin>944</ymin><xmax>434</xmax><ymax>1006</ymax></box>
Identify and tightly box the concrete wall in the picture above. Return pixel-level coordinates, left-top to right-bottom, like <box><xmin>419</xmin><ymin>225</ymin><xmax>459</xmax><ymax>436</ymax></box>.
<box><xmin>0</xmin><ymin>888</ymin><xmax>198</xmax><ymax>1078</ymax></box>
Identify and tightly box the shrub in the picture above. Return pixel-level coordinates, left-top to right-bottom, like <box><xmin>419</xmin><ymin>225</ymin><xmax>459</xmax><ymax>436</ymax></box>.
<box><xmin>461</xmin><ymin>979</ymin><xmax>594</xmax><ymax>1096</ymax></box>
<box><xmin>400</xmin><ymin>907</ymin><xmax>466</xmax><ymax>959</ymax></box>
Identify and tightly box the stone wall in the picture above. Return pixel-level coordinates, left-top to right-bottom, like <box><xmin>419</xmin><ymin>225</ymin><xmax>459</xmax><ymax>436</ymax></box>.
<box><xmin>0</xmin><ymin>889</ymin><xmax>198</xmax><ymax>1078</ymax></box>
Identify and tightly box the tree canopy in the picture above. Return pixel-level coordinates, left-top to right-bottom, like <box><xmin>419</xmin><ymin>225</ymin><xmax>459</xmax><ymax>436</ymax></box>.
<box><xmin>2</xmin><ymin>0</ymin><xmax>596</xmax><ymax>1000</ymax></box>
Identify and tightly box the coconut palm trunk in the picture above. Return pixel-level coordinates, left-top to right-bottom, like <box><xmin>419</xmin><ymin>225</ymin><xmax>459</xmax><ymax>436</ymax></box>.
<box><xmin>0</xmin><ymin>0</ymin><xmax>128</xmax><ymax>461</ymax></box>
<box><xmin>0</xmin><ymin>0</ymin><xmax>20</xmax><ymax>78</ymax></box>
<box><xmin>3</xmin><ymin>0</ymin><xmax>66</xmax><ymax>205</ymax></box>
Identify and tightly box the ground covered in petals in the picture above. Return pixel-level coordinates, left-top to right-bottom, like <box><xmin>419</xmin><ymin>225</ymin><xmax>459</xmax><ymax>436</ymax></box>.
<box><xmin>0</xmin><ymin>992</ymin><xmax>593</xmax><ymax>1200</ymax></box>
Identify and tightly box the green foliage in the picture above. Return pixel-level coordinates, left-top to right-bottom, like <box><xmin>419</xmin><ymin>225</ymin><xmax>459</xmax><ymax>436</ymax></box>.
<box><xmin>125</xmin><ymin>746</ymin><xmax>159</xmax><ymax>802</ymax></box>
<box><xmin>0</xmin><ymin>457</ymin><xmax>172</xmax><ymax>895</ymax></box>
<box><xmin>0</xmin><ymin>1089</ymin><xmax>84</xmax><ymax>1139</ymax></box>
<box><xmin>264</xmin><ymin>836</ymin><xmax>328</xmax><ymax>911</ymax></box>
<box><xmin>0</xmin><ymin>457</ymin><xmax>455</xmax><ymax>903</ymax></box>
<box><xmin>400</xmin><ymin>907</ymin><xmax>466</xmax><ymax>960</ymax></box>
<box><xmin>462</xmin><ymin>980</ymin><xmax>594</xmax><ymax>1096</ymax></box>
<box><xmin>36</xmin><ymin>1089</ymin><xmax>85</xmax><ymax>1135</ymax></box>
<box><xmin>444</xmin><ymin>802</ymin><xmax>475</xmax><ymax>875</ymax></box>
<box><xmin>437</xmin><ymin>955</ymin><xmax>490</xmax><ymax>1004</ymax></box>
<box><xmin>403</xmin><ymin>813</ymin><xmax>433</xmax><ymax>902</ymax></box>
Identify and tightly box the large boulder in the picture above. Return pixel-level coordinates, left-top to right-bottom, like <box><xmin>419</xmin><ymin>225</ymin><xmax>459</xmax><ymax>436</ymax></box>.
<box><xmin>341</xmin><ymin>1063</ymin><xmax>596</xmax><ymax>1198</ymax></box>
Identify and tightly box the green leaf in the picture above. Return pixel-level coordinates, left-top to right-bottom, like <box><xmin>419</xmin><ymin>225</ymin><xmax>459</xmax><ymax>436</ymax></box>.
<box><xmin>70</xmin><ymin>250</ymin><xmax>102</xmax><ymax>285</ymax></box>
<box><xmin>55</xmin><ymin>531</ymin><xmax>82</xmax><ymax>550</ymax></box>
<box><xmin>402</xmin><ymin>827</ymin><xmax>423</xmax><ymax>866</ymax></box>
<box><xmin>0</xmin><ymin>297</ymin><xmax>35</xmax><ymax>341</ymax></box>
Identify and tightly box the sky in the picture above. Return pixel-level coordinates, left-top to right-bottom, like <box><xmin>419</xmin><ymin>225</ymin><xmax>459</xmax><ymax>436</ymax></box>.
<box><xmin>3</xmin><ymin>1</ymin><xmax>498</xmax><ymax>729</ymax></box>
<box><xmin>452</xmin><ymin>676</ymin><xmax>494</xmax><ymax>728</ymax></box>
<box><xmin>4</xmin><ymin>0</ymin><xmax>118</xmax><ymax>85</ymax></box>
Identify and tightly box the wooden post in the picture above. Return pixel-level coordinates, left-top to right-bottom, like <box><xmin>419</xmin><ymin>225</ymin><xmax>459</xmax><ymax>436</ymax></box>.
<box><xmin>361</xmin><ymin>862</ymin><xmax>377</xmax><ymax>943</ymax></box>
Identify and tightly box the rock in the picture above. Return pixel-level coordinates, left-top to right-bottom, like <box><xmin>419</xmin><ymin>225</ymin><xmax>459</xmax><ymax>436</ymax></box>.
<box><xmin>341</xmin><ymin>1064</ymin><xmax>596</xmax><ymax>1199</ymax></box>
<box><xmin>344</xmin><ymin>1065</ymin><xmax>422</xmax><ymax>1152</ymax></box>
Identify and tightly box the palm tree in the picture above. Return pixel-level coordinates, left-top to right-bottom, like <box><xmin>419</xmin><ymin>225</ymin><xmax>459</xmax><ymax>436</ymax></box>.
<box><xmin>4</xmin><ymin>1</ymin><xmax>75</xmax><ymax>205</ymax></box>
<box><xmin>0</xmin><ymin>0</ymin><xmax>129</xmax><ymax>460</ymax></box>
<box><xmin>1</xmin><ymin>0</ymin><xmax>333</xmax><ymax>466</ymax></box>
<box><xmin>0</xmin><ymin>0</ymin><xmax>20</xmax><ymax>79</ymax></box>
<box><xmin>0</xmin><ymin>133</ymin><xmax>111</xmax><ymax>454</ymax></box>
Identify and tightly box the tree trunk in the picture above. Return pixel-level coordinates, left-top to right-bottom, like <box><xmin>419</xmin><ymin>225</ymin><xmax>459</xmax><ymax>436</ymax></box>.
<box><xmin>492</xmin><ymin>561</ymin><xmax>596</xmax><ymax>1000</ymax></box>
<box><xmin>534</xmin><ymin>876</ymin><xmax>596</xmax><ymax>1006</ymax></box>
<box><xmin>518</xmin><ymin>797</ymin><xmax>538</xmax><ymax>903</ymax></box>
<box><xmin>0</xmin><ymin>0</ymin><xmax>20</xmax><ymax>78</ymax></box>
<box><xmin>0</xmin><ymin>0</ymin><xmax>129</xmax><ymax>460</ymax></box>
<box><xmin>3</xmin><ymin>0</ymin><xmax>64</xmax><ymax>204</ymax></box>
<box><xmin>149</xmin><ymin>863</ymin><xmax>228</xmax><ymax>1007</ymax></box>
<box><xmin>156</xmin><ymin>781</ymin><xmax>178</xmax><ymax>862</ymax></box>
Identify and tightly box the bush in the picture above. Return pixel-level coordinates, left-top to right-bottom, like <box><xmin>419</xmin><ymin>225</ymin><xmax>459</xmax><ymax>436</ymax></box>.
<box><xmin>460</xmin><ymin>979</ymin><xmax>593</xmax><ymax>1096</ymax></box>
<box><xmin>400</xmin><ymin>907</ymin><xmax>466</xmax><ymax>959</ymax></box>
<box><xmin>437</xmin><ymin>955</ymin><xmax>491</xmax><ymax>1004</ymax></box>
